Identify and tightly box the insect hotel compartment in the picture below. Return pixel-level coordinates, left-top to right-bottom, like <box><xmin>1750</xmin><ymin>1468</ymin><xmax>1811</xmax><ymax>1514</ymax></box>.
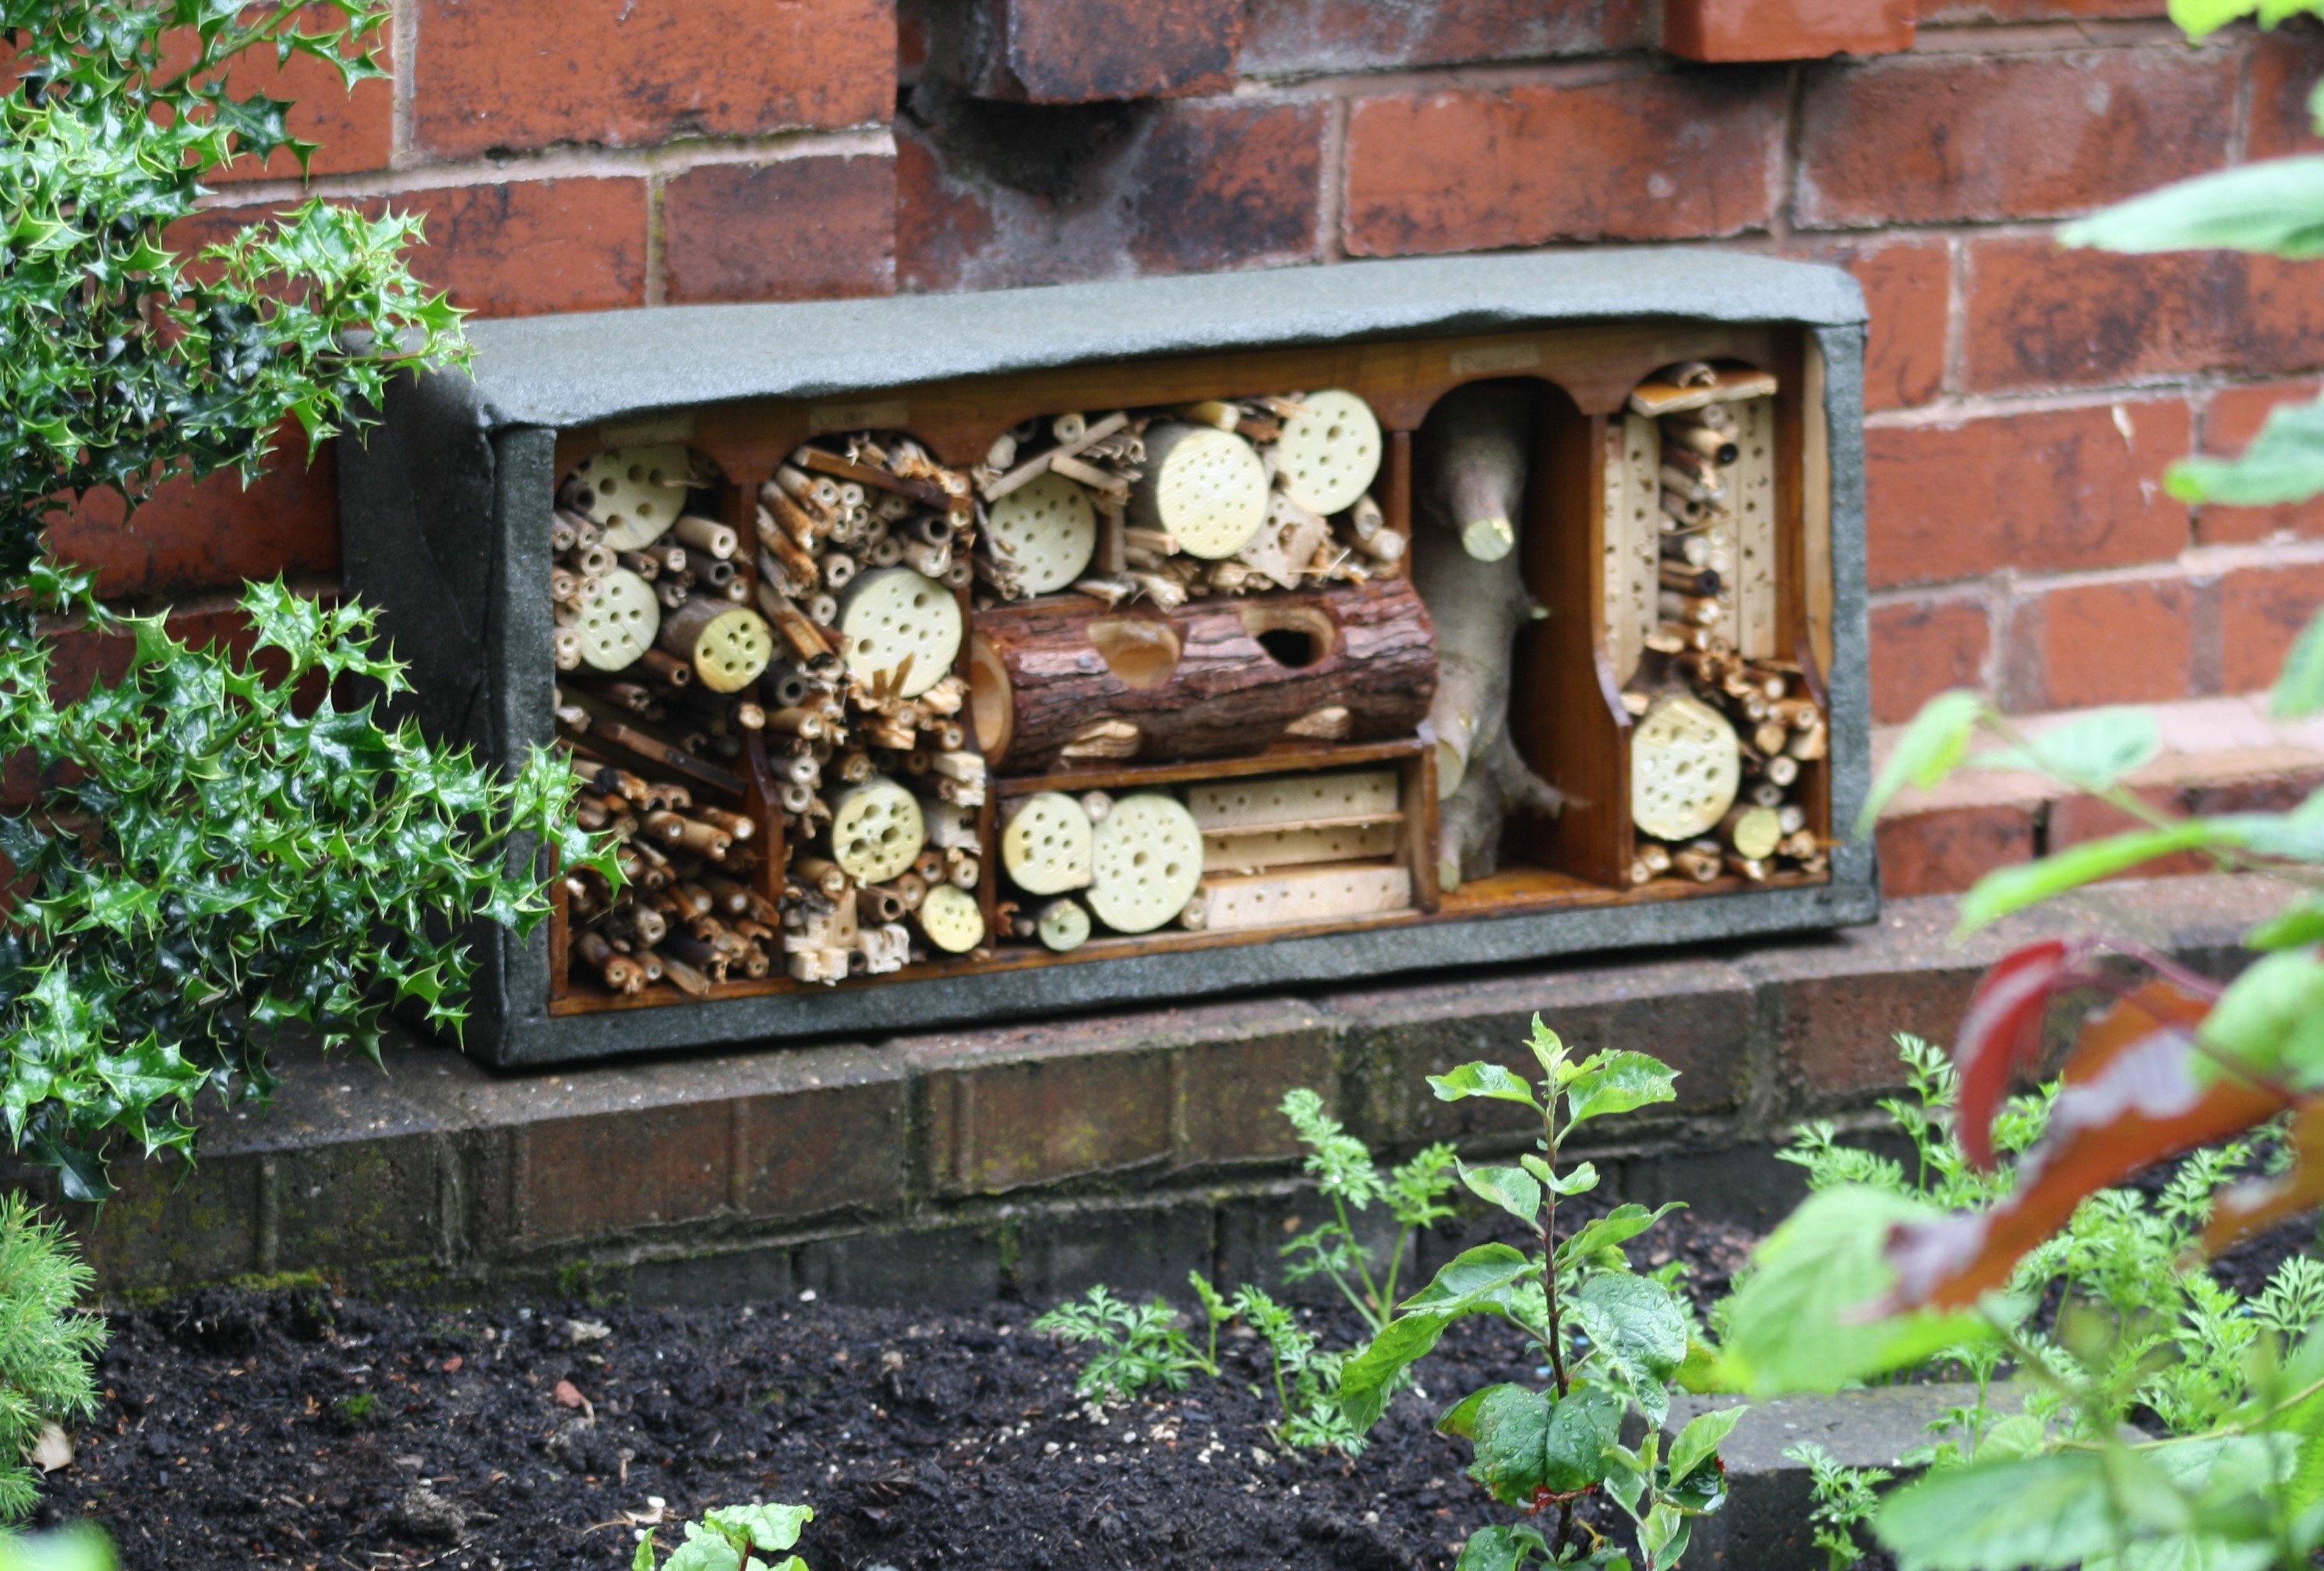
<box><xmin>341</xmin><ymin>251</ymin><xmax>1877</xmax><ymax>1066</ymax></box>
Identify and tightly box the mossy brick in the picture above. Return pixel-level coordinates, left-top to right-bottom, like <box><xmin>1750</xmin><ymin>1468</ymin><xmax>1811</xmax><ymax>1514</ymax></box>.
<box><xmin>76</xmin><ymin>1151</ymin><xmax>261</xmax><ymax>1290</ymax></box>
<box><xmin>1171</xmin><ymin>1001</ymin><xmax>1337</xmax><ymax>1170</ymax></box>
<box><xmin>1005</xmin><ymin>1195</ymin><xmax>1215</xmax><ymax>1301</ymax></box>
<box><xmin>735</xmin><ymin>1057</ymin><xmax>909</xmax><ymax>1225</ymax></box>
<box><xmin>1330</xmin><ymin>957</ymin><xmax>1755</xmax><ymax>1149</ymax></box>
<box><xmin>272</xmin><ymin>1135</ymin><xmax>443</xmax><ymax>1275</ymax></box>
<box><xmin>628</xmin><ymin>1245</ymin><xmax>796</xmax><ymax>1308</ymax></box>
<box><xmin>793</xmin><ymin>1220</ymin><xmax>1008</xmax><ymax>1309</ymax></box>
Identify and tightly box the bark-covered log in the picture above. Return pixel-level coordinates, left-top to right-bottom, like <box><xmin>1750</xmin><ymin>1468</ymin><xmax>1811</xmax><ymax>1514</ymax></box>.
<box><xmin>969</xmin><ymin>577</ymin><xmax>1437</xmax><ymax>771</ymax></box>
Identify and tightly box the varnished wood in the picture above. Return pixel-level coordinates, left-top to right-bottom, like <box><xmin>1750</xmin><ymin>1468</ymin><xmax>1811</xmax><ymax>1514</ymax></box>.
<box><xmin>996</xmin><ymin>736</ymin><xmax>1425</xmax><ymax>798</ymax></box>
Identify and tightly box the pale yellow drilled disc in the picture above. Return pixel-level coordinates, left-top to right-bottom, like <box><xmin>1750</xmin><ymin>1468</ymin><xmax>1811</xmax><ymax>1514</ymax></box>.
<box><xmin>575</xmin><ymin>568</ymin><xmax>661</xmax><ymax>671</ymax></box>
<box><xmin>830</xmin><ymin>777</ymin><xmax>926</xmax><ymax>885</ymax></box>
<box><xmin>839</xmin><ymin>567</ymin><xmax>963</xmax><ymax>699</ymax></box>
<box><xmin>570</xmin><ymin>444</ymin><xmax>692</xmax><ymax>551</ymax></box>
<box><xmin>1088</xmin><ymin>793</ymin><xmax>1203</xmax><ymax>934</ymax></box>
<box><xmin>1630</xmin><ymin>692</ymin><xmax>1742</xmax><ymax>842</ymax></box>
<box><xmin>919</xmin><ymin>883</ymin><xmax>985</xmax><ymax>954</ymax></box>
<box><xmin>687</xmin><ymin>606</ymin><xmax>775</xmax><ymax>693</ymax></box>
<box><xmin>1001</xmin><ymin>792</ymin><xmax>1095</xmax><ymax>896</ymax></box>
<box><xmin>1274</xmin><ymin>390</ymin><xmax>1383</xmax><ymax>517</ymax></box>
<box><xmin>1037</xmin><ymin>898</ymin><xmax>1091</xmax><ymax>951</ymax></box>
<box><xmin>987</xmin><ymin>471</ymin><xmax>1097</xmax><ymax>596</ymax></box>
<box><xmin>1156</xmin><ymin>428</ymin><xmax>1270</xmax><ymax>559</ymax></box>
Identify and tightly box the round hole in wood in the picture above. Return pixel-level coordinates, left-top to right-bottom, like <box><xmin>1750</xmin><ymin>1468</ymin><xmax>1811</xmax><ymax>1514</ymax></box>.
<box><xmin>1239</xmin><ymin>603</ymin><xmax>1337</xmax><ymax>669</ymax></box>
<box><xmin>969</xmin><ymin>633</ymin><xmax>1013</xmax><ymax>762</ymax></box>
<box><xmin>1089</xmin><ymin>617</ymin><xmax>1182</xmax><ymax>690</ymax></box>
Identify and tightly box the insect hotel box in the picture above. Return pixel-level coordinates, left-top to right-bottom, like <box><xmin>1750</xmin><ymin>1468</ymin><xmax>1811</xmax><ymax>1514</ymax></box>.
<box><xmin>341</xmin><ymin>251</ymin><xmax>1876</xmax><ymax>1067</ymax></box>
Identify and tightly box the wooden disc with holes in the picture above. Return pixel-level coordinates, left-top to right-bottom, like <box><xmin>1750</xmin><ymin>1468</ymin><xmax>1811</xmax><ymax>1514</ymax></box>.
<box><xmin>918</xmin><ymin>884</ymin><xmax>985</xmax><ymax>953</ymax></box>
<box><xmin>987</xmin><ymin>471</ymin><xmax>1097</xmax><ymax>596</ymax></box>
<box><xmin>839</xmin><ymin>567</ymin><xmax>962</xmax><ymax>699</ymax></box>
<box><xmin>1037</xmin><ymin>897</ymin><xmax>1091</xmax><ymax>951</ymax></box>
<box><xmin>1001</xmin><ymin>792</ymin><xmax>1095</xmax><ymax>896</ymax></box>
<box><xmin>1630</xmin><ymin>692</ymin><xmax>1742</xmax><ymax>842</ymax></box>
<box><xmin>662</xmin><ymin>596</ymin><xmax>773</xmax><ymax>692</ymax></box>
<box><xmin>1132</xmin><ymin>423</ymin><xmax>1269</xmax><ymax>560</ymax></box>
<box><xmin>830</xmin><ymin>777</ymin><xmax>926</xmax><ymax>885</ymax></box>
<box><xmin>1087</xmin><ymin>793</ymin><xmax>1204</xmax><ymax>934</ymax></box>
<box><xmin>1274</xmin><ymin>390</ymin><xmax>1383</xmax><ymax>517</ymax></box>
<box><xmin>569</xmin><ymin>445</ymin><xmax>691</xmax><ymax>551</ymax></box>
<box><xmin>575</xmin><ymin>569</ymin><xmax>660</xmax><ymax>671</ymax></box>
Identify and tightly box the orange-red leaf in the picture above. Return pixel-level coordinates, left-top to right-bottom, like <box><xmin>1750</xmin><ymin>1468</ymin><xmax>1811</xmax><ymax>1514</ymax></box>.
<box><xmin>2204</xmin><ymin>1099</ymin><xmax>2324</xmax><ymax>1254</ymax></box>
<box><xmin>1882</xmin><ymin>979</ymin><xmax>2283</xmax><ymax>1312</ymax></box>
<box><xmin>1954</xmin><ymin>939</ymin><xmax>2079</xmax><ymax>1170</ymax></box>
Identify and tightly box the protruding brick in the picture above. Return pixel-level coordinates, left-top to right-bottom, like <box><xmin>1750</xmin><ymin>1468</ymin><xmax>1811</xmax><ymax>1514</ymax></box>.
<box><xmin>1240</xmin><ymin>0</ymin><xmax>1643</xmax><ymax>75</ymax></box>
<box><xmin>2220</xmin><ymin>557</ymin><xmax>2324</xmax><ymax>693</ymax></box>
<box><xmin>49</xmin><ymin>430</ymin><xmax>337</xmax><ymax>599</ymax></box>
<box><xmin>912</xmin><ymin>1021</ymin><xmax>1174</xmax><ymax>1196</ymax></box>
<box><xmin>1877</xmin><ymin>803</ymin><xmax>2037</xmax><ymax>899</ymax></box>
<box><xmin>386</xmin><ymin>178</ymin><xmax>648</xmax><ymax>317</ymax></box>
<box><xmin>1871</xmin><ymin>595</ymin><xmax>1990</xmax><ymax>724</ymax></box>
<box><xmin>972</xmin><ymin>0</ymin><xmax>1241</xmax><ymax>101</ymax></box>
<box><xmin>412</xmin><ymin>0</ymin><xmax>890</xmax><ymax>159</ymax></box>
<box><xmin>1664</xmin><ymin>0</ymin><xmax>1912</xmax><ymax>62</ymax></box>
<box><xmin>1172</xmin><ymin>1005</ymin><xmax>1336</xmax><ymax>1170</ymax></box>
<box><xmin>76</xmin><ymin>1153</ymin><xmax>261</xmax><ymax>1291</ymax></box>
<box><xmin>2200</xmin><ymin>383</ymin><xmax>2324</xmax><ymax>543</ymax></box>
<box><xmin>1865</xmin><ymin>399</ymin><xmax>2193</xmax><ymax>589</ymax></box>
<box><xmin>736</xmin><ymin>1069</ymin><xmax>908</xmax><ymax>1224</ymax></box>
<box><xmin>1797</xmin><ymin>51</ymin><xmax>2234</xmax><ymax>228</ymax></box>
<box><xmin>2249</xmin><ymin>26</ymin><xmax>2324</xmax><ymax>161</ymax></box>
<box><xmin>662</xmin><ymin>154</ymin><xmax>897</xmax><ymax>306</ymax></box>
<box><xmin>1344</xmin><ymin>70</ymin><xmax>1785</xmax><ymax>257</ymax></box>
<box><xmin>897</xmin><ymin>100</ymin><xmax>1323</xmax><ymax>291</ymax></box>
<box><xmin>521</xmin><ymin>1103</ymin><xmax>729</xmax><ymax>1241</ymax></box>
<box><xmin>1964</xmin><ymin>242</ymin><xmax>2324</xmax><ymax>393</ymax></box>
<box><xmin>1823</xmin><ymin>236</ymin><xmax>1948</xmax><ymax>412</ymax></box>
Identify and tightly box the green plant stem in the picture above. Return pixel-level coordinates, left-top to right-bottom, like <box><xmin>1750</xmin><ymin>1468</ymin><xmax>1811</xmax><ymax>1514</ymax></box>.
<box><xmin>1540</xmin><ymin>1097</ymin><xmax>1570</xmax><ymax>1397</ymax></box>
<box><xmin>1379</xmin><ymin>1229</ymin><xmax>1409</xmax><ymax>1315</ymax></box>
<box><xmin>1333</xmin><ymin>1192</ymin><xmax>1387</xmax><ymax>1329</ymax></box>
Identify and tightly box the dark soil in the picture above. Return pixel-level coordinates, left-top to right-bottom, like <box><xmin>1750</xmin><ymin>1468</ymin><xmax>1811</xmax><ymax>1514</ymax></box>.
<box><xmin>31</xmin><ymin>1212</ymin><xmax>1759</xmax><ymax>1571</ymax></box>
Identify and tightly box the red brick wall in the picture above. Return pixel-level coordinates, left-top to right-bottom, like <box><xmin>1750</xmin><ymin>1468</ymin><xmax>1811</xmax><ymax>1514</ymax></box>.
<box><xmin>59</xmin><ymin>1</ymin><xmax>2324</xmax><ymax>728</ymax></box>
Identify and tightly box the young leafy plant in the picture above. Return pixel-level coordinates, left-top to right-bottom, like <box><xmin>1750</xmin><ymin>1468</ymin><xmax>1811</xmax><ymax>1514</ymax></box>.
<box><xmin>1785</xmin><ymin>1443</ymin><xmax>1891</xmax><ymax>1571</ymax></box>
<box><xmin>1032</xmin><ymin>1286</ymin><xmax>1211</xmax><ymax>1403</ymax></box>
<box><xmin>633</xmin><ymin>1501</ymin><xmax>812</xmax><ymax>1571</ymax></box>
<box><xmin>1278</xmin><ymin>1088</ymin><xmax>1459</xmax><ymax>1332</ymax></box>
<box><xmin>1338</xmin><ymin>1019</ymin><xmax>1736</xmax><ymax>1571</ymax></box>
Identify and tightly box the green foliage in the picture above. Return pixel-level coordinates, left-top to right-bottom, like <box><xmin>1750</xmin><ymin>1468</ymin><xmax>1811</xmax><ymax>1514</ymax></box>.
<box><xmin>0</xmin><ymin>1527</ymin><xmax>111</xmax><ymax>1571</ymax></box>
<box><xmin>0</xmin><ymin>1196</ymin><xmax>101</xmax><ymax>1523</ymax></box>
<box><xmin>1341</xmin><ymin>1017</ymin><xmax>1722</xmax><ymax>1570</ymax></box>
<box><xmin>2167</xmin><ymin>0</ymin><xmax>2324</xmax><ymax>38</ymax></box>
<box><xmin>633</xmin><ymin>1501</ymin><xmax>813</xmax><ymax>1571</ymax></box>
<box><xmin>1222</xmin><ymin>1279</ymin><xmax>1367</xmax><ymax>1453</ymax></box>
<box><xmin>1785</xmin><ymin>1442</ymin><xmax>1891</xmax><ymax>1571</ymax></box>
<box><xmin>0</xmin><ymin>2</ymin><xmax>599</xmax><ymax>1195</ymax></box>
<box><xmin>1277</xmin><ymin>1087</ymin><xmax>1458</xmax><ymax>1333</ymax></box>
<box><xmin>1031</xmin><ymin>1287</ymin><xmax>1204</xmax><ymax>1403</ymax></box>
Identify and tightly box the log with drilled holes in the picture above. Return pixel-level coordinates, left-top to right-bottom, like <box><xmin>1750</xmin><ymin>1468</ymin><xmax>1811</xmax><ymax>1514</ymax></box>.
<box><xmin>968</xmin><ymin>577</ymin><xmax>1436</xmax><ymax>771</ymax></box>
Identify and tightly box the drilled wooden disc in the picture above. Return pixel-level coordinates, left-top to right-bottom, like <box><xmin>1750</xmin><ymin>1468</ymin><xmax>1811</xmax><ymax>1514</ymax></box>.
<box><xmin>918</xmin><ymin>884</ymin><xmax>985</xmax><ymax>953</ymax></box>
<box><xmin>839</xmin><ymin>567</ymin><xmax>963</xmax><ymax>699</ymax></box>
<box><xmin>1088</xmin><ymin>793</ymin><xmax>1204</xmax><ymax>934</ymax></box>
<box><xmin>1630</xmin><ymin>692</ymin><xmax>1741</xmax><ymax>842</ymax></box>
<box><xmin>1275</xmin><ymin>390</ymin><xmax>1383</xmax><ymax>517</ymax></box>
<box><xmin>831</xmin><ymin>776</ymin><xmax>926</xmax><ymax>885</ymax></box>
<box><xmin>987</xmin><ymin>471</ymin><xmax>1097</xmax><ymax>596</ymax></box>
<box><xmin>575</xmin><ymin>569</ymin><xmax>661</xmax><ymax>671</ymax></box>
<box><xmin>1037</xmin><ymin>898</ymin><xmax>1092</xmax><ymax>951</ymax></box>
<box><xmin>1001</xmin><ymin>792</ymin><xmax>1095</xmax><ymax>896</ymax></box>
<box><xmin>1156</xmin><ymin>428</ymin><xmax>1269</xmax><ymax>559</ymax></box>
<box><xmin>687</xmin><ymin>605</ymin><xmax>774</xmax><ymax>693</ymax></box>
<box><xmin>570</xmin><ymin>445</ymin><xmax>691</xmax><ymax>551</ymax></box>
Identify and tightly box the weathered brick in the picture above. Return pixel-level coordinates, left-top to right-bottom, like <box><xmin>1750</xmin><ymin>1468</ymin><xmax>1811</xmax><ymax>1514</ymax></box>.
<box><xmin>386</xmin><ymin>179</ymin><xmax>648</xmax><ymax>317</ymax></box>
<box><xmin>735</xmin><ymin>1069</ymin><xmax>908</xmax><ymax>1225</ymax></box>
<box><xmin>2200</xmin><ymin>383</ymin><xmax>2324</xmax><ymax>543</ymax></box>
<box><xmin>2050</xmin><ymin>789</ymin><xmax>2212</xmax><ymax>878</ymax></box>
<box><xmin>521</xmin><ymin>1103</ymin><xmax>729</xmax><ymax>1241</ymax></box>
<box><xmin>662</xmin><ymin>154</ymin><xmax>897</xmax><ymax>306</ymax></box>
<box><xmin>1663</xmin><ymin>0</ymin><xmax>1912</xmax><ymax>62</ymax></box>
<box><xmin>2249</xmin><ymin>25</ymin><xmax>2324</xmax><ymax>160</ymax></box>
<box><xmin>76</xmin><ymin>1152</ymin><xmax>261</xmax><ymax>1290</ymax></box>
<box><xmin>897</xmin><ymin>99</ymin><xmax>1323</xmax><ymax>291</ymax></box>
<box><xmin>2238</xmin><ymin>253</ymin><xmax>2324</xmax><ymax>377</ymax></box>
<box><xmin>2008</xmin><ymin>571</ymin><xmax>2206</xmax><ymax>710</ymax></box>
<box><xmin>1797</xmin><ymin>51</ymin><xmax>2235</xmax><ymax>228</ymax></box>
<box><xmin>1877</xmin><ymin>803</ymin><xmax>2037</xmax><ymax>899</ymax></box>
<box><xmin>1332</xmin><ymin>960</ymin><xmax>1754</xmax><ymax>1150</ymax></box>
<box><xmin>1173</xmin><ymin>1004</ymin><xmax>1336</xmax><ymax>1169</ymax></box>
<box><xmin>1821</xmin><ymin>236</ymin><xmax>1948</xmax><ymax>413</ymax></box>
<box><xmin>48</xmin><ymin>429</ymin><xmax>337</xmax><ymax>598</ymax></box>
<box><xmin>911</xmin><ymin>1019</ymin><xmax>1176</xmax><ymax>1195</ymax></box>
<box><xmin>1871</xmin><ymin>595</ymin><xmax>1990</xmax><ymax>724</ymax></box>
<box><xmin>973</xmin><ymin>0</ymin><xmax>1241</xmax><ymax>101</ymax></box>
<box><xmin>203</xmin><ymin>19</ymin><xmax>393</xmax><ymax>182</ymax></box>
<box><xmin>1239</xmin><ymin>0</ymin><xmax>1643</xmax><ymax>74</ymax></box>
<box><xmin>274</xmin><ymin>1135</ymin><xmax>445</xmax><ymax>1276</ymax></box>
<box><xmin>1344</xmin><ymin>70</ymin><xmax>1785</xmax><ymax>256</ymax></box>
<box><xmin>1865</xmin><ymin>399</ymin><xmax>2193</xmax><ymax>588</ymax></box>
<box><xmin>2220</xmin><ymin>557</ymin><xmax>2324</xmax><ymax>692</ymax></box>
<box><xmin>411</xmin><ymin>0</ymin><xmax>889</xmax><ymax>159</ymax></box>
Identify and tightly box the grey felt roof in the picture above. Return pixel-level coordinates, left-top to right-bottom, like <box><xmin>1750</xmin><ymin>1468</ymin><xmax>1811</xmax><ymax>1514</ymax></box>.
<box><xmin>461</xmin><ymin>249</ymin><xmax>1867</xmax><ymax>432</ymax></box>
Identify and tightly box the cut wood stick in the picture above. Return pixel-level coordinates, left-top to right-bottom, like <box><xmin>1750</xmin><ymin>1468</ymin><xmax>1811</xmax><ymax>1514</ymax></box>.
<box><xmin>795</xmin><ymin>447</ymin><xmax>954</xmax><ymax>510</ymax></box>
<box><xmin>981</xmin><ymin>411</ymin><xmax>1132</xmax><ymax>502</ymax></box>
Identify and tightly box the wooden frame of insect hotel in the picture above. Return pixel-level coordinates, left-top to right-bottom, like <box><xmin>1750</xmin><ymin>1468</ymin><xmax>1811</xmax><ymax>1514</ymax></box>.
<box><xmin>342</xmin><ymin>251</ymin><xmax>1877</xmax><ymax>1067</ymax></box>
